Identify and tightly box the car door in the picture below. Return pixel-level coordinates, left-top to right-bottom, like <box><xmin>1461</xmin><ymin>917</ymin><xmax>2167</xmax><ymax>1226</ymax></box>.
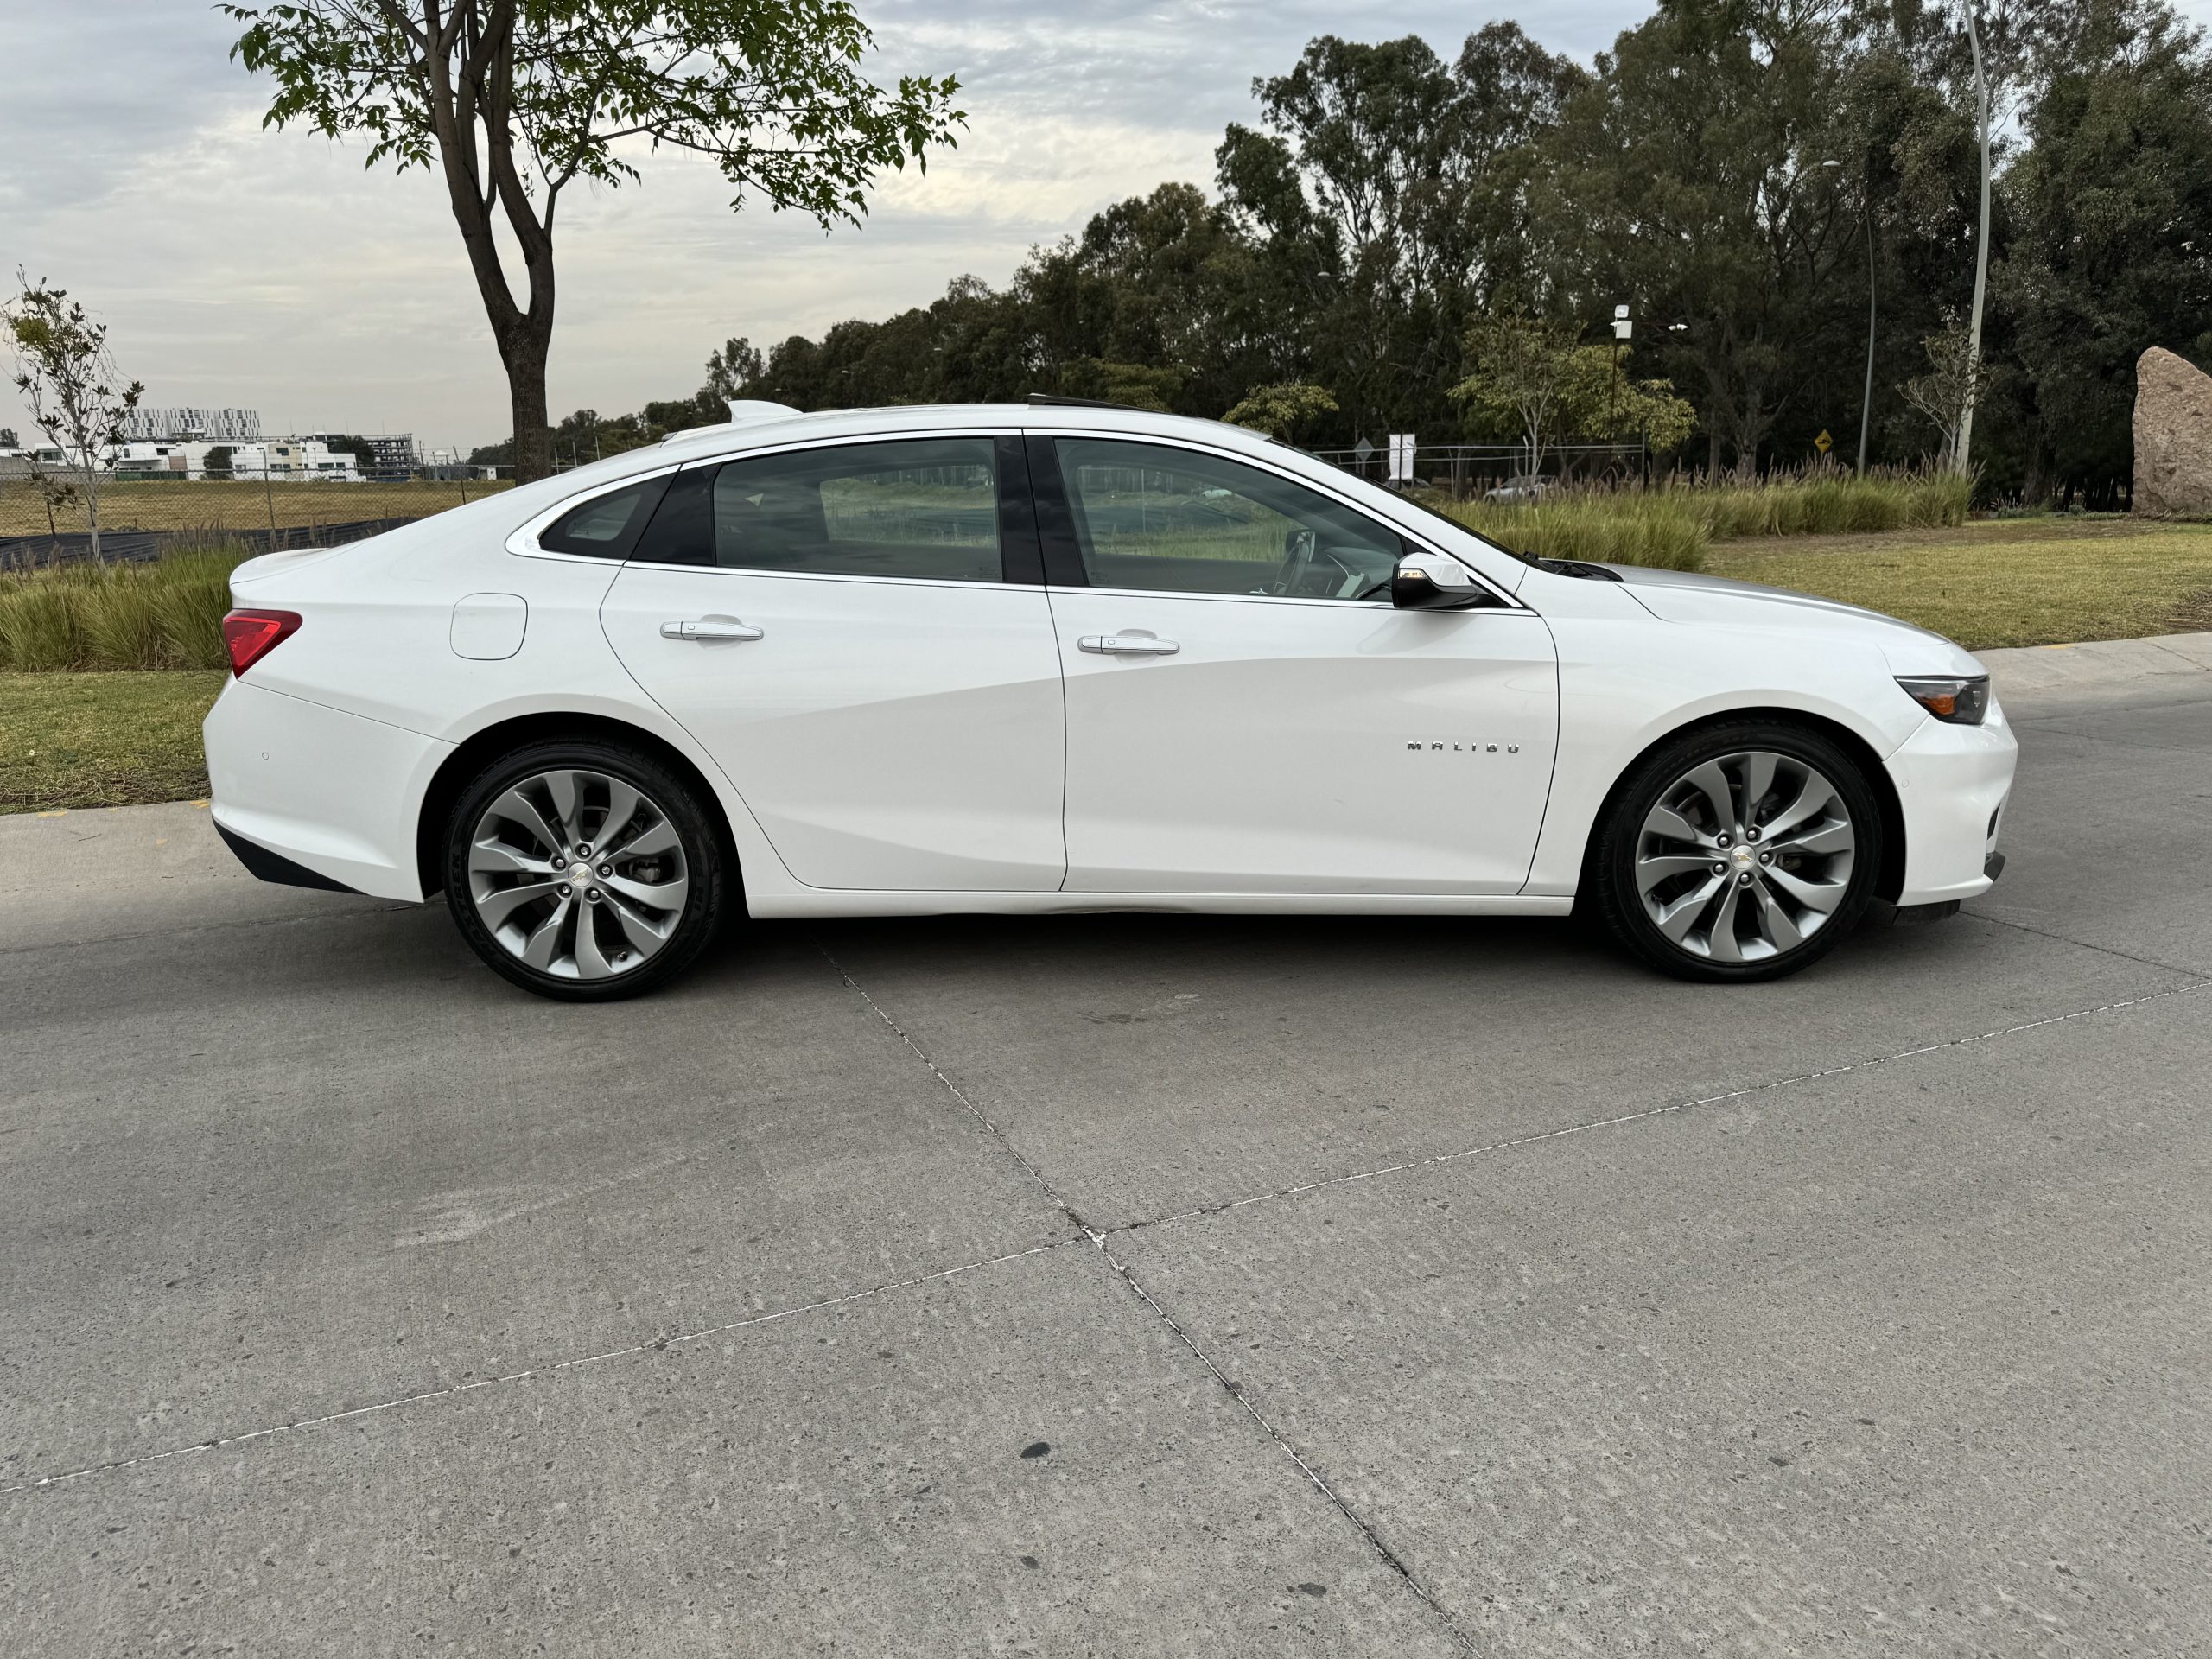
<box><xmin>1033</xmin><ymin>434</ymin><xmax>1559</xmax><ymax>894</ymax></box>
<box><xmin>600</xmin><ymin>433</ymin><xmax>1067</xmax><ymax>892</ymax></box>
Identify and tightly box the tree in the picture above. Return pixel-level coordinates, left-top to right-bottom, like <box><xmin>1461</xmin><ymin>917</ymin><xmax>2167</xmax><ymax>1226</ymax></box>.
<box><xmin>1996</xmin><ymin>0</ymin><xmax>2212</xmax><ymax>502</ymax></box>
<box><xmin>203</xmin><ymin>444</ymin><xmax>237</xmax><ymax>478</ymax></box>
<box><xmin>1559</xmin><ymin>351</ymin><xmax>1697</xmax><ymax>455</ymax></box>
<box><xmin>702</xmin><ymin>336</ymin><xmax>764</xmax><ymax>404</ymax></box>
<box><xmin>1900</xmin><ymin>321</ymin><xmax>1992</xmax><ymax>467</ymax></box>
<box><xmin>225</xmin><ymin>1</ymin><xmax>963</xmax><ymax>482</ymax></box>
<box><xmin>1217</xmin><ymin>29</ymin><xmax>1583</xmax><ymax>441</ymax></box>
<box><xmin>1546</xmin><ymin>0</ymin><xmax>1869</xmax><ymax>476</ymax></box>
<box><xmin>1223</xmin><ymin>383</ymin><xmax>1338</xmax><ymax>442</ymax></box>
<box><xmin>1450</xmin><ymin>311</ymin><xmax>1585</xmax><ymax>475</ymax></box>
<box><xmin>5</xmin><ymin>273</ymin><xmax>143</xmax><ymax>562</ymax></box>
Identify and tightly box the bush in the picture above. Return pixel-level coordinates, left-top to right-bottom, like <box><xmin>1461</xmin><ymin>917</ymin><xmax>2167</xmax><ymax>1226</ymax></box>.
<box><xmin>1429</xmin><ymin>466</ymin><xmax>1972</xmax><ymax>573</ymax></box>
<box><xmin>1452</xmin><ymin>493</ymin><xmax>1707</xmax><ymax>571</ymax></box>
<box><xmin>0</xmin><ymin>543</ymin><xmax>250</xmax><ymax>671</ymax></box>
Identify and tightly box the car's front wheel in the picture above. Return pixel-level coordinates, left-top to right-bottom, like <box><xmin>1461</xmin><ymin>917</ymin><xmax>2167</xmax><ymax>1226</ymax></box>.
<box><xmin>443</xmin><ymin>740</ymin><xmax>728</xmax><ymax>1001</ymax></box>
<box><xmin>1590</xmin><ymin>721</ymin><xmax>1883</xmax><ymax>982</ymax></box>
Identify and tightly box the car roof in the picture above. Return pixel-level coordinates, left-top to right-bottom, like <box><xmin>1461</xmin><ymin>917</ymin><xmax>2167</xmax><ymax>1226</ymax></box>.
<box><xmin>645</xmin><ymin>401</ymin><xmax>1284</xmax><ymax>470</ymax></box>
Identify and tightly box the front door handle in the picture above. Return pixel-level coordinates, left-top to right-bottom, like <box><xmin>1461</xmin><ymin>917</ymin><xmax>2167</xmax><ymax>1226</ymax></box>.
<box><xmin>660</xmin><ymin>618</ymin><xmax>764</xmax><ymax>642</ymax></box>
<box><xmin>1078</xmin><ymin>633</ymin><xmax>1180</xmax><ymax>657</ymax></box>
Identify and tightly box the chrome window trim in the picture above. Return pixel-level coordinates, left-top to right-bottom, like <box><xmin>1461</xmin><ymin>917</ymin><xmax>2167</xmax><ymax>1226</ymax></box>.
<box><xmin>504</xmin><ymin>429</ymin><xmax>1023</xmax><ymax>577</ymax></box>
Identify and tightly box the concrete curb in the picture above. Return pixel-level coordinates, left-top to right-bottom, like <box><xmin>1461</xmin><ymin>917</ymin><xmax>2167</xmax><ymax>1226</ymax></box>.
<box><xmin>1980</xmin><ymin>629</ymin><xmax>2212</xmax><ymax>696</ymax></box>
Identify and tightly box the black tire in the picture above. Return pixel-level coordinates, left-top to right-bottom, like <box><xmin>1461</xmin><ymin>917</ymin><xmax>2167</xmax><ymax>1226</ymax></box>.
<box><xmin>1588</xmin><ymin>720</ymin><xmax>1883</xmax><ymax>983</ymax></box>
<box><xmin>443</xmin><ymin>738</ymin><xmax>730</xmax><ymax>1001</ymax></box>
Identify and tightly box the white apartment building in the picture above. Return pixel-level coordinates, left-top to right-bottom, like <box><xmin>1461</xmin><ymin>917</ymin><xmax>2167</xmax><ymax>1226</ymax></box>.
<box><xmin>99</xmin><ymin>438</ymin><xmax>363</xmax><ymax>481</ymax></box>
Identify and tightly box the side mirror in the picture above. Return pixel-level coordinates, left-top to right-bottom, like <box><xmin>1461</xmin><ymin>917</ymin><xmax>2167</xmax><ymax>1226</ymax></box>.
<box><xmin>1391</xmin><ymin>550</ymin><xmax>1488</xmax><ymax>610</ymax></box>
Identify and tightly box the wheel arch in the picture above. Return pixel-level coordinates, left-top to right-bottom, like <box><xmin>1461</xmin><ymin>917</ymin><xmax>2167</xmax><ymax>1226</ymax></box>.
<box><xmin>1576</xmin><ymin>706</ymin><xmax>1906</xmax><ymax>904</ymax></box>
<box><xmin>416</xmin><ymin>711</ymin><xmax>740</xmax><ymax>900</ymax></box>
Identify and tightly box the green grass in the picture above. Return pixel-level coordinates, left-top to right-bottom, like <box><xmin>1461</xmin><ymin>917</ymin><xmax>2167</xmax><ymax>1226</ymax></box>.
<box><xmin>1703</xmin><ymin>519</ymin><xmax>2212</xmax><ymax>650</ymax></box>
<box><xmin>0</xmin><ymin>546</ymin><xmax>245</xmax><ymax>671</ymax></box>
<box><xmin>1</xmin><ymin>671</ymin><xmax>226</xmax><ymax>813</ymax></box>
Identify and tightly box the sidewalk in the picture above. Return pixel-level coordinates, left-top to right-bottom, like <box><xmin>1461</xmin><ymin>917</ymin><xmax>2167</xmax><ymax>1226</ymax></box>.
<box><xmin>1980</xmin><ymin>628</ymin><xmax>2212</xmax><ymax>696</ymax></box>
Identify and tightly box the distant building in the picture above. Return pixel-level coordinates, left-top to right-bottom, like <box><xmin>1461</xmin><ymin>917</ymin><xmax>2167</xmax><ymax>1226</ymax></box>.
<box><xmin>365</xmin><ymin>435</ymin><xmax>418</xmax><ymax>477</ymax></box>
<box><xmin>105</xmin><ymin>437</ymin><xmax>362</xmax><ymax>481</ymax></box>
<box><xmin>123</xmin><ymin>407</ymin><xmax>264</xmax><ymax>443</ymax></box>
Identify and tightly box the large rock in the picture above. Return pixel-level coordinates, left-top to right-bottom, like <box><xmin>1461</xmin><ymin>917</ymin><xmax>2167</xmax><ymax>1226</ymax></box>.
<box><xmin>2133</xmin><ymin>346</ymin><xmax>2212</xmax><ymax>516</ymax></box>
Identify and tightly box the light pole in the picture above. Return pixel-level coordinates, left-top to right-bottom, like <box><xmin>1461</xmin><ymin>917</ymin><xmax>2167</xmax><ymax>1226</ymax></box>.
<box><xmin>1959</xmin><ymin>2</ymin><xmax>1993</xmax><ymax>474</ymax></box>
<box><xmin>1857</xmin><ymin>188</ymin><xmax>1877</xmax><ymax>474</ymax></box>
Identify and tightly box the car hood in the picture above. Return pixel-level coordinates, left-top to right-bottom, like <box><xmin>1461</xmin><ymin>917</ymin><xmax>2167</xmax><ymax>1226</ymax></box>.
<box><xmin>1599</xmin><ymin>563</ymin><xmax>1986</xmax><ymax>679</ymax></box>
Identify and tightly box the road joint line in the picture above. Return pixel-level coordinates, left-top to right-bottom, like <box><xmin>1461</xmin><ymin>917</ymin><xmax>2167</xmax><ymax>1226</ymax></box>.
<box><xmin>820</xmin><ymin>941</ymin><xmax>1478</xmax><ymax>1652</ymax></box>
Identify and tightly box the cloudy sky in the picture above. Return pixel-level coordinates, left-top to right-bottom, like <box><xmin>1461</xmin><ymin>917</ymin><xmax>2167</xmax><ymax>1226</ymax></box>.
<box><xmin>3</xmin><ymin>1</ymin><xmax>2205</xmax><ymax>454</ymax></box>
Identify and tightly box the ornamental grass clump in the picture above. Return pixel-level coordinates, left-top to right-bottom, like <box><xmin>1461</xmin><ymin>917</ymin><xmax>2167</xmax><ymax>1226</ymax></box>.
<box><xmin>0</xmin><ymin>543</ymin><xmax>249</xmax><ymax>671</ymax></box>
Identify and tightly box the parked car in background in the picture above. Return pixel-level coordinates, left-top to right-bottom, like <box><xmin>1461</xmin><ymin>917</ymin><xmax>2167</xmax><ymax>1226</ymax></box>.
<box><xmin>204</xmin><ymin>398</ymin><xmax>2015</xmax><ymax>1000</ymax></box>
<box><xmin>1484</xmin><ymin>474</ymin><xmax>1552</xmax><ymax>504</ymax></box>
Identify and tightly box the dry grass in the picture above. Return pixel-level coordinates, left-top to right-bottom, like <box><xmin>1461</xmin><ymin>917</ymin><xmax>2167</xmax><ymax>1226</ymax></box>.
<box><xmin>0</xmin><ymin>477</ymin><xmax>510</xmax><ymax>537</ymax></box>
<box><xmin>1703</xmin><ymin>518</ymin><xmax>2212</xmax><ymax>649</ymax></box>
<box><xmin>0</xmin><ymin>671</ymin><xmax>226</xmax><ymax>813</ymax></box>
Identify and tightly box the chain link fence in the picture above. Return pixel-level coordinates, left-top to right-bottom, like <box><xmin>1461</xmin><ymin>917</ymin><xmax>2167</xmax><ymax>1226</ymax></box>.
<box><xmin>0</xmin><ymin>468</ymin><xmax>517</xmax><ymax>570</ymax></box>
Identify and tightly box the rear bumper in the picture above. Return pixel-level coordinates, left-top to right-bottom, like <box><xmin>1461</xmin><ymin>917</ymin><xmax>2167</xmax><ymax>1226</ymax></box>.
<box><xmin>1885</xmin><ymin>703</ymin><xmax>2019</xmax><ymax>906</ymax></box>
<box><xmin>203</xmin><ymin>677</ymin><xmax>449</xmax><ymax>902</ymax></box>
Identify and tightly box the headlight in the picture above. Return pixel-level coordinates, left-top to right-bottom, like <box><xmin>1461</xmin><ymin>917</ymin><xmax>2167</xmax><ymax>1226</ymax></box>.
<box><xmin>1896</xmin><ymin>674</ymin><xmax>1990</xmax><ymax>724</ymax></box>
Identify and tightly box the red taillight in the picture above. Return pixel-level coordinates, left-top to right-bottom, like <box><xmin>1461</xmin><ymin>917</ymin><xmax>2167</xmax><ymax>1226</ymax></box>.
<box><xmin>222</xmin><ymin>609</ymin><xmax>302</xmax><ymax>677</ymax></box>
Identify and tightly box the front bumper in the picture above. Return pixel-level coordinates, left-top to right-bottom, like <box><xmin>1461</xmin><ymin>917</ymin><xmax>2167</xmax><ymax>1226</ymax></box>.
<box><xmin>1885</xmin><ymin>702</ymin><xmax>2019</xmax><ymax>906</ymax></box>
<box><xmin>204</xmin><ymin>677</ymin><xmax>451</xmax><ymax>902</ymax></box>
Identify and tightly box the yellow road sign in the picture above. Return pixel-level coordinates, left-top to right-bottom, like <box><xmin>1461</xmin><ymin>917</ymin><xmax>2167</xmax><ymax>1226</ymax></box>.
<box><xmin>1814</xmin><ymin>429</ymin><xmax>1834</xmax><ymax>454</ymax></box>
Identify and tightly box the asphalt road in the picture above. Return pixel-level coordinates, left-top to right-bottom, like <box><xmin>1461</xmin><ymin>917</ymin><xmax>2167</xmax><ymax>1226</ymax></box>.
<box><xmin>4</xmin><ymin>639</ymin><xmax>2209</xmax><ymax>1656</ymax></box>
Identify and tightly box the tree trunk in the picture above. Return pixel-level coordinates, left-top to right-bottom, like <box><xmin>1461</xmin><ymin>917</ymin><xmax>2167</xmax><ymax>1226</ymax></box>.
<box><xmin>2022</xmin><ymin>424</ymin><xmax>2057</xmax><ymax>507</ymax></box>
<box><xmin>501</xmin><ymin>321</ymin><xmax>554</xmax><ymax>483</ymax></box>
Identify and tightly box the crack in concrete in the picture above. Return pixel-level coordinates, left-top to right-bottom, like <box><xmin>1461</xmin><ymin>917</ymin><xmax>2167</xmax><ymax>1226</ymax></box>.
<box><xmin>820</xmin><ymin>943</ymin><xmax>1478</xmax><ymax>1653</ymax></box>
<box><xmin>0</xmin><ymin>1237</ymin><xmax>1084</xmax><ymax>1498</ymax></box>
<box><xmin>1965</xmin><ymin>909</ymin><xmax>2208</xmax><ymax>980</ymax></box>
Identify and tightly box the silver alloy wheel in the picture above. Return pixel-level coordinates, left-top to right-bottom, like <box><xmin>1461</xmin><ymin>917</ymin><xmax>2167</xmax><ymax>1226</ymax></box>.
<box><xmin>467</xmin><ymin>767</ymin><xmax>690</xmax><ymax>981</ymax></box>
<box><xmin>1634</xmin><ymin>749</ymin><xmax>1857</xmax><ymax>963</ymax></box>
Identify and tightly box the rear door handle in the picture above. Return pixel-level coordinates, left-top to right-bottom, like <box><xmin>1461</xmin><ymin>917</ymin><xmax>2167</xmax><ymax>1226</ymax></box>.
<box><xmin>660</xmin><ymin>618</ymin><xmax>764</xmax><ymax>642</ymax></box>
<box><xmin>1078</xmin><ymin>633</ymin><xmax>1179</xmax><ymax>656</ymax></box>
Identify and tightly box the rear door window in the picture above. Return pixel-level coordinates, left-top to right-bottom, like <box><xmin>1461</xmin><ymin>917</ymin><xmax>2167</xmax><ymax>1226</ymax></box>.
<box><xmin>632</xmin><ymin>438</ymin><xmax>1007</xmax><ymax>582</ymax></box>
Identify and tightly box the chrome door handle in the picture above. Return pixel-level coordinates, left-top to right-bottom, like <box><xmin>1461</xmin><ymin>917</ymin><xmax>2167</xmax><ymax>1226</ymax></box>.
<box><xmin>1078</xmin><ymin>633</ymin><xmax>1180</xmax><ymax>656</ymax></box>
<box><xmin>660</xmin><ymin>618</ymin><xmax>764</xmax><ymax>642</ymax></box>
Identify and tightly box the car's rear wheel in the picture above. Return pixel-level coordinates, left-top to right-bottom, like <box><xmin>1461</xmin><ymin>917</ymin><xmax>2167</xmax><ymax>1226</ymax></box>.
<box><xmin>1590</xmin><ymin>721</ymin><xmax>1883</xmax><ymax>982</ymax></box>
<box><xmin>443</xmin><ymin>740</ymin><xmax>728</xmax><ymax>1001</ymax></box>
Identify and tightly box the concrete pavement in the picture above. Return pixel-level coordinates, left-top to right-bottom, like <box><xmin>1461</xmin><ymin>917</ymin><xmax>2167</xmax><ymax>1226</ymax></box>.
<box><xmin>3</xmin><ymin>642</ymin><xmax>2209</xmax><ymax>1655</ymax></box>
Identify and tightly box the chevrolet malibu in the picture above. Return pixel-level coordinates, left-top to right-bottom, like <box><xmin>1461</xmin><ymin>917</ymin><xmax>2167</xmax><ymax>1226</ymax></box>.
<box><xmin>203</xmin><ymin>398</ymin><xmax>2017</xmax><ymax>1000</ymax></box>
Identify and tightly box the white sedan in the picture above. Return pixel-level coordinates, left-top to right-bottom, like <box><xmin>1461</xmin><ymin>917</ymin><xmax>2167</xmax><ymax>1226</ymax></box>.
<box><xmin>204</xmin><ymin>399</ymin><xmax>2016</xmax><ymax>1000</ymax></box>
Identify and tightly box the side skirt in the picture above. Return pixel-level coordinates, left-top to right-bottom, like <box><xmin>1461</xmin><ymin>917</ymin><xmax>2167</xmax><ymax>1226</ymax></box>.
<box><xmin>747</xmin><ymin>890</ymin><xmax>1577</xmax><ymax>921</ymax></box>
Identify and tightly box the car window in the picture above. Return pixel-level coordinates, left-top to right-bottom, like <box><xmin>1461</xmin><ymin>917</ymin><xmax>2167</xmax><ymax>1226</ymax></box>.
<box><xmin>630</xmin><ymin>438</ymin><xmax>1003</xmax><ymax>582</ymax></box>
<box><xmin>537</xmin><ymin>475</ymin><xmax>667</xmax><ymax>559</ymax></box>
<box><xmin>1053</xmin><ymin>438</ymin><xmax>1405</xmax><ymax>600</ymax></box>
